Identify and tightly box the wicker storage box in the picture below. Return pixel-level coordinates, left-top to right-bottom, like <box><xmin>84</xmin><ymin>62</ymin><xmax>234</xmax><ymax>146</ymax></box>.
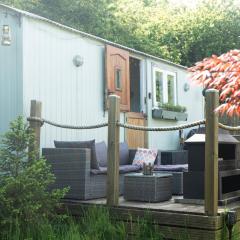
<box><xmin>124</xmin><ymin>173</ymin><xmax>172</xmax><ymax>202</ymax></box>
<box><xmin>153</xmin><ymin>171</ymin><xmax>183</xmax><ymax>195</ymax></box>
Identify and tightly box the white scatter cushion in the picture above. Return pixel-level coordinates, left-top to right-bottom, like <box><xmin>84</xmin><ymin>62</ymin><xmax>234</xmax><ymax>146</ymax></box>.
<box><xmin>132</xmin><ymin>148</ymin><xmax>158</xmax><ymax>167</ymax></box>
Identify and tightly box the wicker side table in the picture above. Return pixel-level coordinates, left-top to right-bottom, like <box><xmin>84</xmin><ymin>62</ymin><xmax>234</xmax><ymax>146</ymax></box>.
<box><xmin>124</xmin><ymin>173</ymin><xmax>172</xmax><ymax>202</ymax></box>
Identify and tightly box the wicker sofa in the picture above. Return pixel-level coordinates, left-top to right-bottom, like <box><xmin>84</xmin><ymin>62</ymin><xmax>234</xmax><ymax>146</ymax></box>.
<box><xmin>42</xmin><ymin>147</ymin><xmax>140</xmax><ymax>200</ymax></box>
<box><xmin>43</xmin><ymin>144</ymin><xmax>187</xmax><ymax>200</ymax></box>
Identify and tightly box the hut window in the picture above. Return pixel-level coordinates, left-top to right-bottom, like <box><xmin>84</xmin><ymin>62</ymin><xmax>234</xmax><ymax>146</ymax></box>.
<box><xmin>153</xmin><ymin>67</ymin><xmax>177</xmax><ymax>107</ymax></box>
<box><xmin>115</xmin><ymin>67</ymin><xmax>122</xmax><ymax>90</ymax></box>
<box><xmin>155</xmin><ymin>71</ymin><xmax>164</xmax><ymax>104</ymax></box>
<box><xmin>167</xmin><ymin>72</ymin><xmax>176</xmax><ymax>105</ymax></box>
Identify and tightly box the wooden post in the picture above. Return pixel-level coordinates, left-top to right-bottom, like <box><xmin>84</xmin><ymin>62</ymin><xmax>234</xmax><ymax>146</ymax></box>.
<box><xmin>29</xmin><ymin>100</ymin><xmax>42</xmax><ymax>156</ymax></box>
<box><xmin>205</xmin><ymin>89</ymin><xmax>219</xmax><ymax>216</ymax></box>
<box><xmin>107</xmin><ymin>95</ymin><xmax>120</xmax><ymax>206</ymax></box>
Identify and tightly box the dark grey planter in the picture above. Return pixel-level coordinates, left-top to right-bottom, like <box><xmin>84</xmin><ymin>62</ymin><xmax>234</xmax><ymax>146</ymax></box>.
<box><xmin>152</xmin><ymin>108</ymin><xmax>188</xmax><ymax>121</ymax></box>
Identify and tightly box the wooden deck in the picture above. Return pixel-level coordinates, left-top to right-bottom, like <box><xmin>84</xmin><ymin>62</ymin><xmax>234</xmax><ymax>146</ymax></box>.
<box><xmin>64</xmin><ymin>196</ymin><xmax>240</xmax><ymax>240</ymax></box>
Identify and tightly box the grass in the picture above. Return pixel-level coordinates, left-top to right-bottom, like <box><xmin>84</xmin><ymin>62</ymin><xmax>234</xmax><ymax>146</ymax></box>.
<box><xmin>0</xmin><ymin>206</ymin><xmax>239</xmax><ymax>240</ymax></box>
<box><xmin>0</xmin><ymin>206</ymin><xmax>164</xmax><ymax>240</ymax></box>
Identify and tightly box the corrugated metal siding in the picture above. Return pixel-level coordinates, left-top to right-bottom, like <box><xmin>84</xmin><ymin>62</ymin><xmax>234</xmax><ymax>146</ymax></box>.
<box><xmin>22</xmin><ymin>17</ymin><xmax>125</xmax><ymax>148</ymax></box>
<box><xmin>0</xmin><ymin>10</ymin><xmax>23</xmax><ymax>136</ymax></box>
<box><xmin>146</xmin><ymin>59</ymin><xmax>204</xmax><ymax>150</ymax></box>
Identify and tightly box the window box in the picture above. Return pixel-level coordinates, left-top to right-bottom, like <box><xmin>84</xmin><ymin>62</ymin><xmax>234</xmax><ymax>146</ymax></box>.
<box><xmin>152</xmin><ymin>108</ymin><xmax>188</xmax><ymax>121</ymax></box>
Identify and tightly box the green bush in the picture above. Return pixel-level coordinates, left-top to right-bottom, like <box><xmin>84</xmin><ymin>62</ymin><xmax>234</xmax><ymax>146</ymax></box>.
<box><xmin>0</xmin><ymin>116</ymin><xmax>68</xmax><ymax>236</ymax></box>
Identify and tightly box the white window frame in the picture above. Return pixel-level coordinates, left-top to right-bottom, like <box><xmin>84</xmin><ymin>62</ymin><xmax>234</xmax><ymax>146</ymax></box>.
<box><xmin>152</xmin><ymin>67</ymin><xmax>164</xmax><ymax>107</ymax></box>
<box><xmin>152</xmin><ymin>67</ymin><xmax>177</xmax><ymax>108</ymax></box>
<box><xmin>165</xmin><ymin>70</ymin><xmax>177</xmax><ymax>105</ymax></box>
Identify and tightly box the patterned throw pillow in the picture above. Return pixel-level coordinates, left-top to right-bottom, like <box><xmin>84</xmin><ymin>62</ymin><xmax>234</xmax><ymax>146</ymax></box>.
<box><xmin>132</xmin><ymin>148</ymin><xmax>158</xmax><ymax>168</ymax></box>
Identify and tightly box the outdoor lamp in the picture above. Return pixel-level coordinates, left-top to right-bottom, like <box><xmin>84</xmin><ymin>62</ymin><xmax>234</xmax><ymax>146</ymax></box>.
<box><xmin>73</xmin><ymin>55</ymin><xmax>84</xmax><ymax>67</ymax></box>
<box><xmin>183</xmin><ymin>83</ymin><xmax>190</xmax><ymax>92</ymax></box>
<box><xmin>1</xmin><ymin>25</ymin><xmax>11</xmax><ymax>46</ymax></box>
<box><xmin>226</xmin><ymin>210</ymin><xmax>237</xmax><ymax>240</ymax></box>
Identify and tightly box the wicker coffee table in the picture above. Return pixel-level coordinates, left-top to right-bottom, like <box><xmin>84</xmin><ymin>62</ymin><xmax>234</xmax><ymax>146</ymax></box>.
<box><xmin>124</xmin><ymin>173</ymin><xmax>172</xmax><ymax>202</ymax></box>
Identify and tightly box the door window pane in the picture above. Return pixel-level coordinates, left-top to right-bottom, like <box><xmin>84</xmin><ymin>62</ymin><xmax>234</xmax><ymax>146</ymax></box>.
<box><xmin>155</xmin><ymin>71</ymin><xmax>163</xmax><ymax>105</ymax></box>
<box><xmin>115</xmin><ymin>68</ymin><xmax>122</xmax><ymax>90</ymax></box>
<box><xmin>167</xmin><ymin>74</ymin><xmax>175</xmax><ymax>105</ymax></box>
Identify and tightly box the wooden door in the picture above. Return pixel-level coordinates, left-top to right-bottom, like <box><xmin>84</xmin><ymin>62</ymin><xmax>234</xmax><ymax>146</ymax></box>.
<box><xmin>126</xmin><ymin>112</ymin><xmax>147</xmax><ymax>148</ymax></box>
<box><xmin>105</xmin><ymin>45</ymin><xmax>130</xmax><ymax>112</ymax></box>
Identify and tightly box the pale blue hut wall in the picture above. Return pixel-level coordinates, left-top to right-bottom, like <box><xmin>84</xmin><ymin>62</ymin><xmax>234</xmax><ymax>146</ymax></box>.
<box><xmin>0</xmin><ymin>8</ymin><xmax>23</xmax><ymax>136</ymax></box>
<box><xmin>21</xmin><ymin>17</ymin><xmax>125</xmax><ymax>148</ymax></box>
<box><xmin>21</xmin><ymin>14</ymin><xmax>203</xmax><ymax>150</ymax></box>
<box><xmin>0</xmin><ymin>5</ymin><xmax>204</xmax><ymax>150</ymax></box>
<box><xmin>146</xmin><ymin>59</ymin><xmax>204</xmax><ymax>150</ymax></box>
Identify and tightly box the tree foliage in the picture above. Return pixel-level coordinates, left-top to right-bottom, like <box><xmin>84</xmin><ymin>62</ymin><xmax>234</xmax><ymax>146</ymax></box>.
<box><xmin>0</xmin><ymin>117</ymin><xmax>68</xmax><ymax>234</ymax></box>
<box><xmin>189</xmin><ymin>49</ymin><xmax>240</xmax><ymax>116</ymax></box>
<box><xmin>1</xmin><ymin>0</ymin><xmax>240</xmax><ymax>66</ymax></box>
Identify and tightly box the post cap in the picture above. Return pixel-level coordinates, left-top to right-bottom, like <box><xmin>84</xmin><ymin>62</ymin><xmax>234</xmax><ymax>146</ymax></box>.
<box><xmin>205</xmin><ymin>88</ymin><xmax>219</xmax><ymax>93</ymax></box>
<box><xmin>109</xmin><ymin>94</ymin><xmax>120</xmax><ymax>99</ymax></box>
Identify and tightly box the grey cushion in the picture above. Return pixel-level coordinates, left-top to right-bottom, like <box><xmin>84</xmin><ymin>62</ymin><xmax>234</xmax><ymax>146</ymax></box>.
<box><xmin>96</xmin><ymin>141</ymin><xmax>108</xmax><ymax>167</ymax></box>
<box><xmin>54</xmin><ymin>140</ymin><xmax>99</xmax><ymax>169</ymax></box>
<box><xmin>95</xmin><ymin>142</ymin><xmax>130</xmax><ymax>167</ymax></box>
<box><xmin>154</xmin><ymin>164</ymin><xmax>188</xmax><ymax>172</ymax></box>
<box><xmin>90</xmin><ymin>165</ymin><xmax>141</xmax><ymax>175</ymax></box>
<box><xmin>119</xmin><ymin>164</ymin><xmax>140</xmax><ymax>173</ymax></box>
<box><xmin>120</xmin><ymin>142</ymin><xmax>129</xmax><ymax>165</ymax></box>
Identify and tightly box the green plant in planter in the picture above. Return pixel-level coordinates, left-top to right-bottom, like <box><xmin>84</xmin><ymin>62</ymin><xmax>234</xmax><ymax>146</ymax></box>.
<box><xmin>159</xmin><ymin>103</ymin><xmax>187</xmax><ymax>113</ymax></box>
<box><xmin>0</xmin><ymin>116</ymin><xmax>68</xmax><ymax>237</ymax></box>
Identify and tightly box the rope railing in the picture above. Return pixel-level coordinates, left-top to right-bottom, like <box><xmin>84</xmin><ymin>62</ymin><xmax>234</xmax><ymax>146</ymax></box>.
<box><xmin>28</xmin><ymin>116</ymin><xmax>240</xmax><ymax>132</ymax></box>
<box><xmin>28</xmin><ymin>116</ymin><xmax>206</xmax><ymax>132</ymax></box>
<box><xmin>218</xmin><ymin>123</ymin><xmax>240</xmax><ymax>132</ymax></box>
<box><xmin>27</xmin><ymin>116</ymin><xmax>108</xmax><ymax>129</ymax></box>
<box><xmin>27</xmin><ymin>93</ymin><xmax>236</xmax><ymax>213</ymax></box>
<box><xmin>118</xmin><ymin>120</ymin><xmax>206</xmax><ymax>131</ymax></box>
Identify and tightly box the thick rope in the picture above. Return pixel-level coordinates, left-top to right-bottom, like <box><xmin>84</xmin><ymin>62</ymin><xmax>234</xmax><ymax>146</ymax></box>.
<box><xmin>118</xmin><ymin>120</ymin><xmax>206</xmax><ymax>131</ymax></box>
<box><xmin>27</xmin><ymin>117</ymin><xmax>108</xmax><ymax>129</ymax></box>
<box><xmin>218</xmin><ymin>123</ymin><xmax>240</xmax><ymax>132</ymax></box>
<box><xmin>28</xmin><ymin>116</ymin><xmax>207</xmax><ymax>132</ymax></box>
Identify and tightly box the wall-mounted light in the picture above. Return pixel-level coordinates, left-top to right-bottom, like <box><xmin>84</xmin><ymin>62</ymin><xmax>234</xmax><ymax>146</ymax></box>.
<box><xmin>184</xmin><ymin>82</ymin><xmax>190</xmax><ymax>92</ymax></box>
<box><xmin>1</xmin><ymin>25</ymin><xmax>11</xmax><ymax>46</ymax></box>
<box><xmin>73</xmin><ymin>55</ymin><xmax>84</xmax><ymax>67</ymax></box>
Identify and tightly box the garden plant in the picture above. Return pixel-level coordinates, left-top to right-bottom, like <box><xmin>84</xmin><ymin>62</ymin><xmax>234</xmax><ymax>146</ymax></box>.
<box><xmin>0</xmin><ymin>117</ymin><xmax>68</xmax><ymax>239</ymax></box>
